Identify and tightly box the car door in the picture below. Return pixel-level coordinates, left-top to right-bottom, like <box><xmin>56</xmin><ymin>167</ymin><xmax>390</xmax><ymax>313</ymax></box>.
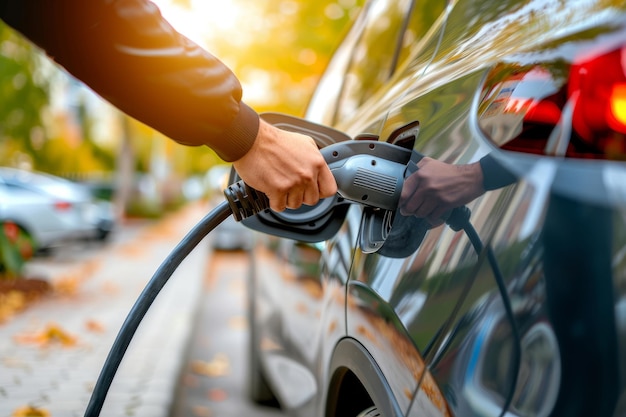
<box><xmin>308</xmin><ymin>0</ymin><xmax>478</xmax><ymax>415</ymax></box>
<box><xmin>328</xmin><ymin>0</ymin><xmax>526</xmax><ymax>416</ymax></box>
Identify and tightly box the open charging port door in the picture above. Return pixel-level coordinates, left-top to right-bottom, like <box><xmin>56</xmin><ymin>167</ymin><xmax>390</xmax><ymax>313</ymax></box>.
<box><xmin>228</xmin><ymin>113</ymin><xmax>352</xmax><ymax>243</ymax></box>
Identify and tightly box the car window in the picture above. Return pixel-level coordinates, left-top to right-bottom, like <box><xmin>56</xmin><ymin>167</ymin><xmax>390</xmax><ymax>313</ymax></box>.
<box><xmin>308</xmin><ymin>0</ymin><xmax>417</xmax><ymax>125</ymax></box>
<box><xmin>334</xmin><ymin>0</ymin><xmax>415</xmax><ymax>122</ymax></box>
<box><xmin>394</xmin><ymin>0</ymin><xmax>447</xmax><ymax>72</ymax></box>
<box><xmin>306</xmin><ymin>2</ymin><xmax>372</xmax><ymax>125</ymax></box>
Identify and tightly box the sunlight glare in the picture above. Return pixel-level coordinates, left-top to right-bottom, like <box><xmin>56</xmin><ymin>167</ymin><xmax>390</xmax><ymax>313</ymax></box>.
<box><xmin>151</xmin><ymin>0</ymin><xmax>251</xmax><ymax>49</ymax></box>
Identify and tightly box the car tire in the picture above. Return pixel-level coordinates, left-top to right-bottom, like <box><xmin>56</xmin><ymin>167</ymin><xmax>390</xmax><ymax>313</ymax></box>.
<box><xmin>96</xmin><ymin>219</ymin><xmax>114</xmax><ymax>241</ymax></box>
<box><xmin>356</xmin><ymin>406</ymin><xmax>380</xmax><ymax>417</ymax></box>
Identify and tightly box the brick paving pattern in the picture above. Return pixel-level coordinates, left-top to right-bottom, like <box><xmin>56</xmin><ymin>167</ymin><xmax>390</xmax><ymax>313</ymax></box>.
<box><xmin>0</xmin><ymin>203</ymin><xmax>209</xmax><ymax>417</ymax></box>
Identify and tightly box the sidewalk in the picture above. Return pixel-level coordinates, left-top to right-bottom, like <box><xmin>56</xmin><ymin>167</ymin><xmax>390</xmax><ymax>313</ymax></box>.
<box><xmin>0</xmin><ymin>202</ymin><xmax>211</xmax><ymax>417</ymax></box>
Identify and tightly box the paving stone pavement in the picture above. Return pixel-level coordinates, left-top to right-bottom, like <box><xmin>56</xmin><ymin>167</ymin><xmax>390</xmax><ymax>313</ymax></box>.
<box><xmin>0</xmin><ymin>202</ymin><xmax>211</xmax><ymax>417</ymax></box>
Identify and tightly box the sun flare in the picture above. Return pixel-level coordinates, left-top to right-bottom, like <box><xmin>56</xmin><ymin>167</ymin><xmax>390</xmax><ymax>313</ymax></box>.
<box><xmin>151</xmin><ymin>0</ymin><xmax>250</xmax><ymax>50</ymax></box>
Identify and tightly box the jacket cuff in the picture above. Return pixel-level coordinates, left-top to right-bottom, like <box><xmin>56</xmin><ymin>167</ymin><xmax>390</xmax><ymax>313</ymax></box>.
<box><xmin>214</xmin><ymin>102</ymin><xmax>260</xmax><ymax>162</ymax></box>
<box><xmin>479</xmin><ymin>154</ymin><xmax>518</xmax><ymax>191</ymax></box>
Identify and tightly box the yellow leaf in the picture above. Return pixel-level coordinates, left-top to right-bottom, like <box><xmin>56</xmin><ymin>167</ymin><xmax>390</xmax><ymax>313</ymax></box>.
<box><xmin>14</xmin><ymin>322</ymin><xmax>77</xmax><ymax>347</ymax></box>
<box><xmin>12</xmin><ymin>405</ymin><xmax>50</xmax><ymax>417</ymax></box>
<box><xmin>190</xmin><ymin>353</ymin><xmax>230</xmax><ymax>377</ymax></box>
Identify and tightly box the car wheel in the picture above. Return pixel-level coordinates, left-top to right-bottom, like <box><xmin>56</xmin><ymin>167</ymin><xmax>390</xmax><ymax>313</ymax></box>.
<box><xmin>356</xmin><ymin>406</ymin><xmax>380</xmax><ymax>417</ymax></box>
<box><xmin>96</xmin><ymin>219</ymin><xmax>114</xmax><ymax>241</ymax></box>
<box><xmin>96</xmin><ymin>228</ymin><xmax>110</xmax><ymax>241</ymax></box>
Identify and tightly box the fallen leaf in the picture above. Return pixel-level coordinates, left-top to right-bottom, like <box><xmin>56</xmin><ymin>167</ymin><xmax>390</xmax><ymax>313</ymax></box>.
<box><xmin>182</xmin><ymin>373</ymin><xmax>199</xmax><ymax>388</ymax></box>
<box><xmin>12</xmin><ymin>405</ymin><xmax>50</xmax><ymax>417</ymax></box>
<box><xmin>191</xmin><ymin>405</ymin><xmax>212</xmax><ymax>417</ymax></box>
<box><xmin>101</xmin><ymin>281</ymin><xmax>120</xmax><ymax>295</ymax></box>
<box><xmin>53</xmin><ymin>274</ymin><xmax>81</xmax><ymax>296</ymax></box>
<box><xmin>260</xmin><ymin>337</ymin><xmax>281</xmax><ymax>351</ymax></box>
<box><xmin>207</xmin><ymin>388</ymin><xmax>228</xmax><ymax>402</ymax></box>
<box><xmin>190</xmin><ymin>353</ymin><xmax>230</xmax><ymax>377</ymax></box>
<box><xmin>85</xmin><ymin>319</ymin><xmax>105</xmax><ymax>333</ymax></box>
<box><xmin>228</xmin><ymin>315</ymin><xmax>247</xmax><ymax>330</ymax></box>
<box><xmin>0</xmin><ymin>291</ymin><xmax>26</xmax><ymax>324</ymax></box>
<box><xmin>14</xmin><ymin>323</ymin><xmax>77</xmax><ymax>347</ymax></box>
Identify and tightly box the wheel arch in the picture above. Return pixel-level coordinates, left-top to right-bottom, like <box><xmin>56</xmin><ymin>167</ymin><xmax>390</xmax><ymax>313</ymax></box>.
<box><xmin>326</xmin><ymin>337</ymin><xmax>403</xmax><ymax>417</ymax></box>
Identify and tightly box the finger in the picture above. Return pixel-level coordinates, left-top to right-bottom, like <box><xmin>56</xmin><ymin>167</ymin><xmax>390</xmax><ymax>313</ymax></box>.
<box><xmin>414</xmin><ymin>199</ymin><xmax>437</xmax><ymax>219</ymax></box>
<box><xmin>426</xmin><ymin>217</ymin><xmax>445</xmax><ymax>227</ymax></box>
<box><xmin>286</xmin><ymin>190</ymin><xmax>305</xmax><ymax>210</ymax></box>
<box><xmin>400</xmin><ymin>187</ymin><xmax>422</xmax><ymax>215</ymax></box>
<box><xmin>270</xmin><ymin>193</ymin><xmax>288</xmax><ymax>212</ymax></box>
<box><xmin>399</xmin><ymin>174</ymin><xmax>421</xmax><ymax>213</ymax></box>
<box><xmin>430</xmin><ymin>206</ymin><xmax>449</xmax><ymax>222</ymax></box>
<box><xmin>317</xmin><ymin>165</ymin><xmax>338</xmax><ymax>198</ymax></box>
<box><xmin>302</xmin><ymin>182</ymin><xmax>320</xmax><ymax>206</ymax></box>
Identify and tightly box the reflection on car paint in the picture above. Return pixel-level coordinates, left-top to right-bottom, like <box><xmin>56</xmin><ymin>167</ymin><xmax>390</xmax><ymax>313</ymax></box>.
<box><xmin>249</xmin><ymin>0</ymin><xmax>626</xmax><ymax>416</ymax></box>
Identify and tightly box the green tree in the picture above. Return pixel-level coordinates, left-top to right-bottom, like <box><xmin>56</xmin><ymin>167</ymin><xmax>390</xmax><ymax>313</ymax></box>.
<box><xmin>201</xmin><ymin>0</ymin><xmax>365</xmax><ymax>116</ymax></box>
<box><xmin>0</xmin><ymin>22</ymin><xmax>50</xmax><ymax>168</ymax></box>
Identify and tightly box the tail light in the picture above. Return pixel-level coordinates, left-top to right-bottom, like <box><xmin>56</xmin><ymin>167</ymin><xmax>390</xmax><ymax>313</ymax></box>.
<box><xmin>608</xmin><ymin>83</ymin><xmax>626</xmax><ymax>133</ymax></box>
<box><xmin>569</xmin><ymin>45</ymin><xmax>626</xmax><ymax>157</ymax></box>
<box><xmin>477</xmin><ymin>41</ymin><xmax>626</xmax><ymax>160</ymax></box>
<box><xmin>54</xmin><ymin>201</ymin><xmax>73</xmax><ymax>211</ymax></box>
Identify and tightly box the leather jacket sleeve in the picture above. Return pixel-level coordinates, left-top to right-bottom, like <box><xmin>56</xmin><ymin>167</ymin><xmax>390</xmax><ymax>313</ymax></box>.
<box><xmin>479</xmin><ymin>154</ymin><xmax>517</xmax><ymax>191</ymax></box>
<box><xmin>0</xmin><ymin>0</ymin><xmax>259</xmax><ymax>162</ymax></box>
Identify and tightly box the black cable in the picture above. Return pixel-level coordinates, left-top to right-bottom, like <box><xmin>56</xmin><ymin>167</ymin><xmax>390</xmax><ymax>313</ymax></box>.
<box><xmin>462</xmin><ymin>221</ymin><xmax>521</xmax><ymax>417</ymax></box>
<box><xmin>84</xmin><ymin>201</ymin><xmax>233</xmax><ymax>417</ymax></box>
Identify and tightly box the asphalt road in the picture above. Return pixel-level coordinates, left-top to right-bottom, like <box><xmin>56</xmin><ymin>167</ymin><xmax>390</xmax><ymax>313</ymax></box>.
<box><xmin>169</xmin><ymin>248</ymin><xmax>285</xmax><ymax>417</ymax></box>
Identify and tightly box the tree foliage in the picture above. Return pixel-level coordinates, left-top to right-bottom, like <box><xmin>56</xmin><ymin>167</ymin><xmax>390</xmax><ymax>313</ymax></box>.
<box><xmin>0</xmin><ymin>1</ymin><xmax>364</xmax><ymax>179</ymax></box>
<box><xmin>0</xmin><ymin>23</ymin><xmax>49</xmax><ymax>168</ymax></box>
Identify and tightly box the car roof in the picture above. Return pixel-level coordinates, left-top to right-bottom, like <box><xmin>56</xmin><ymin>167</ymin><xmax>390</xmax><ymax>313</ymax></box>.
<box><xmin>0</xmin><ymin>167</ymin><xmax>89</xmax><ymax>201</ymax></box>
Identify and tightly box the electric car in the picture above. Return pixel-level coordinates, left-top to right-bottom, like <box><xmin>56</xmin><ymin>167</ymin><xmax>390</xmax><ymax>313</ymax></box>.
<box><xmin>243</xmin><ymin>1</ymin><xmax>626</xmax><ymax>416</ymax></box>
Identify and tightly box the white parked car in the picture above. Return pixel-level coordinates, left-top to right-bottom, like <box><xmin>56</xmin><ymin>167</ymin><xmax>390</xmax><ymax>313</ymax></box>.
<box><xmin>0</xmin><ymin>167</ymin><xmax>115</xmax><ymax>251</ymax></box>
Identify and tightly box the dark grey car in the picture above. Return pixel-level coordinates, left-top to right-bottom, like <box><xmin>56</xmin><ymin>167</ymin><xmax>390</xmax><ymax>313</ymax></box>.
<box><xmin>244</xmin><ymin>1</ymin><xmax>626</xmax><ymax>416</ymax></box>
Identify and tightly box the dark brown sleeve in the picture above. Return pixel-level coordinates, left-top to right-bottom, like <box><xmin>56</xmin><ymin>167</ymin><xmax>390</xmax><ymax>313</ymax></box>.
<box><xmin>0</xmin><ymin>0</ymin><xmax>259</xmax><ymax>161</ymax></box>
<box><xmin>479</xmin><ymin>154</ymin><xmax>518</xmax><ymax>191</ymax></box>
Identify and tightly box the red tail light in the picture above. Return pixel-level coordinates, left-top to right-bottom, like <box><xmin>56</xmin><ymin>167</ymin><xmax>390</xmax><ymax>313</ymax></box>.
<box><xmin>54</xmin><ymin>201</ymin><xmax>73</xmax><ymax>211</ymax></box>
<box><xmin>478</xmin><ymin>41</ymin><xmax>626</xmax><ymax>160</ymax></box>
<box><xmin>570</xmin><ymin>45</ymin><xmax>626</xmax><ymax>157</ymax></box>
<box><xmin>609</xmin><ymin>83</ymin><xmax>626</xmax><ymax>133</ymax></box>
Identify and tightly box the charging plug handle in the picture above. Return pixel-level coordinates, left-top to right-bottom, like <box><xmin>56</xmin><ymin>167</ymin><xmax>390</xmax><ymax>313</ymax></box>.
<box><xmin>223</xmin><ymin>140</ymin><xmax>413</xmax><ymax>221</ymax></box>
<box><xmin>224</xmin><ymin>181</ymin><xmax>270</xmax><ymax>221</ymax></box>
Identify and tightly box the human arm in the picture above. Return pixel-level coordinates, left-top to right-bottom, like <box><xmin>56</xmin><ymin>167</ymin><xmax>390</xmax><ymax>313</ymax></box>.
<box><xmin>0</xmin><ymin>0</ymin><xmax>337</xmax><ymax>210</ymax></box>
<box><xmin>0</xmin><ymin>0</ymin><xmax>255</xmax><ymax>160</ymax></box>
<box><xmin>398</xmin><ymin>154</ymin><xmax>517</xmax><ymax>224</ymax></box>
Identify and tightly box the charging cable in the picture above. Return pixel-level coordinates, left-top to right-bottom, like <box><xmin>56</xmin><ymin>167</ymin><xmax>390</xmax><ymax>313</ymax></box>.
<box><xmin>446</xmin><ymin>207</ymin><xmax>521</xmax><ymax>417</ymax></box>
<box><xmin>84</xmin><ymin>181</ymin><xmax>270</xmax><ymax>417</ymax></box>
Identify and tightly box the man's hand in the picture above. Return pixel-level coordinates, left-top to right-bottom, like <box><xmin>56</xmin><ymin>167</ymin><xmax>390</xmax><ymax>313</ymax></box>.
<box><xmin>233</xmin><ymin>119</ymin><xmax>338</xmax><ymax>212</ymax></box>
<box><xmin>399</xmin><ymin>157</ymin><xmax>485</xmax><ymax>225</ymax></box>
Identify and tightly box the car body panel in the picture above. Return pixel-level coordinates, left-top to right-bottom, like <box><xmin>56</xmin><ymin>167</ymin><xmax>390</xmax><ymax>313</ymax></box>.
<box><xmin>250</xmin><ymin>0</ymin><xmax>626</xmax><ymax>416</ymax></box>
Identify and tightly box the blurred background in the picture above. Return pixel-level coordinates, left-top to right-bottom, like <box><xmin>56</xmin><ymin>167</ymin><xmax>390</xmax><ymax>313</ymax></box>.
<box><xmin>0</xmin><ymin>0</ymin><xmax>364</xmax><ymax>220</ymax></box>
